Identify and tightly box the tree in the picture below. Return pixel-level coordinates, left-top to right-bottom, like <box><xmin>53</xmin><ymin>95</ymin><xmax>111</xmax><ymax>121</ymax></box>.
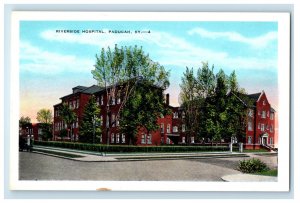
<box><xmin>59</xmin><ymin>103</ymin><xmax>76</xmax><ymax>141</ymax></box>
<box><xmin>79</xmin><ymin>96</ymin><xmax>102</xmax><ymax>143</ymax></box>
<box><xmin>179</xmin><ymin>67</ymin><xmax>201</xmax><ymax>144</ymax></box>
<box><xmin>36</xmin><ymin>109</ymin><xmax>53</xmax><ymax>141</ymax></box>
<box><xmin>39</xmin><ymin>123</ymin><xmax>53</xmax><ymax>141</ymax></box>
<box><xmin>92</xmin><ymin>45</ymin><xmax>170</xmax><ymax>145</ymax></box>
<box><xmin>179</xmin><ymin>61</ymin><xmax>249</xmax><ymax>144</ymax></box>
<box><xmin>19</xmin><ymin>116</ymin><xmax>31</xmax><ymax>127</ymax></box>
<box><xmin>119</xmin><ymin>82</ymin><xmax>170</xmax><ymax>144</ymax></box>
<box><xmin>36</xmin><ymin>109</ymin><xmax>52</xmax><ymax>124</ymax></box>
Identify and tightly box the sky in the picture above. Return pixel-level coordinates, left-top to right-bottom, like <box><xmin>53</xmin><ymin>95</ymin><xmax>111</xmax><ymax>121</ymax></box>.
<box><xmin>19</xmin><ymin>21</ymin><xmax>278</xmax><ymax>123</ymax></box>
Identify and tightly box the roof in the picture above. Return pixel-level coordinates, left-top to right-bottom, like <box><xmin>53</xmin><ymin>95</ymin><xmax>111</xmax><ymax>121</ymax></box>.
<box><xmin>60</xmin><ymin>85</ymin><xmax>103</xmax><ymax>99</ymax></box>
<box><xmin>246</xmin><ymin>93</ymin><xmax>261</xmax><ymax>101</ymax></box>
<box><xmin>233</xmin><ymin>92</ymin><xmax>261</xmax><ymax>108</ymax></box>
<box><xmin>270</xmin><ymin>107</ymin><xmax>276</xmax><ymax>112</ymax></box>
<box><xmin>81</xmin><ymin>85</ymin><xmax>104</xmax><ymax>94</ymax></box>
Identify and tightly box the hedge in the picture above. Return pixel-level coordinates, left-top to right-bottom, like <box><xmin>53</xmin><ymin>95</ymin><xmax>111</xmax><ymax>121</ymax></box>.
<box><xmin>33</xmin><ymin>141</ymin><xmax>237</xmax><ymax>153</ymax></box>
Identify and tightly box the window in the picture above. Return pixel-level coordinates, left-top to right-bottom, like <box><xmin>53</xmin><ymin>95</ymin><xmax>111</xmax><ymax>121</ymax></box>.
<box><xmin>182</xmin><ymin>137</ymin><xmax>186</xmax><ymax>143</ymax></box>
<box><xmin>261</xmin><ymin>124</ymin><xmax>265</xmax><ymax>131</ymax></box>
<box><xmin>106</xmin><ymin>115</ymin><xmax>109</xmax><ymax>127</ymax></box>
<box><xmin>73</xmin><ymin>100</ymin><xmax>76</xmax><ymax>109</ymax></box>
<box><xmin>173</xmin><ymin>112</ymin><xmax>178</xmax><ymax>118</ymax></box>
<box><xmin>122</xmin><ymin>134</ymin><xmax>126</xmax><ymax>143</ymax></box>
<box><xmin>111</xmin><ymin>114</ymin><xmax>115</xmax><ymax>127</ymax></box>
<box><xmin>270</xmin><ymin>113</ymin><xmax>274</xmax><ymax>120</ymax></box>
<box><xmin>160</xmin><ymin>123</ymin><xmax>164</xmax><ymax>133</ymax></box>
<box><xmin>258</xmin><ymin>123</ymin><xmax>260</xmax><ymax>129</ymax></box>
<box><xmin>100</xmin><ymin>115</ymin><xmax>103</xmax><ymax>126</ymax></box>
<box><xmin>147</xmin><ymin>134</ymin><xmax>152</xmax><ymax>144</ymax></box>
<box><xmin>96</xmin><ymin>97</ymin><xmax>100</xmax><ymax>105</ymax></box>
<box><xmin>248</xmin><ymin>121</ymin><xmax>253</xmax><ymax>131</ymax></box>
<box><xmin>167</xmin><ymin>124</ymin><xmax>171</xmax><ymax>133</ymax></box>
<box><xmin>117</xmin><ymin>92</ymin><xmax>121</xmax><ymax>104</ymax></box>
<box><xmin>111</xmin><ymin>96</ymin><xmax>115</xmax><ymax>105</ymax></box>
<box><xmin>76</xmin><ymin>99</ymin><xmax>79</xmax><ymax>108</ymax></box>
<box><xmin>270</xmin><ymin>137</ymin><xmax>273</xmax><ymax>145</ymax></box>
<box><xmin>173</xmin><ymin>126</ymin><xmax>178</xmax><ymax>133</ymax></box>
<box><xmin>182</xmin><ymin>124</ymin><xmax>186</xmax><ymax>132</ymax></box>
<box><xmin>111</xmin><ymin>133</ymin><xmax>115</xmax><ymax>143</ymax></box>
<box><xmin>116</xmin><ymin>118</ymin><xmax>119</xmax><ymax>127</ymax></box>
<box><xmin>248</xmin><ymin>109</ymin><xmax>254</xmax><ymax>117</ymax></box>
<box><xmin>262</xmin><ymin>111</ymin><xmax>266</xmax><ymax>118</ymax></box>
<box><xmin>248</xmin><ymin>136</ymin><xmax>252</xmax><ymax>144</ymax></box>
<box><xmin>141</xmin><ymin>134</ymin><xmax>146</xmax><ymax>144</ymax></box>
<box><xmin>116</xmin><ymin>133</ymin><xmax>120</xmax><ymax>143</ymax></box>
<box><xmin>101</xmin><ymin>95</ymin><xmax>104</xmax><ymax>105</ymax></box>
<box><xmin>182</xmin><ymin>112</ymin><xmax>185</xmax><ymax>119</ymax></box>
<box><xmin>191</xmin><ymin>137</ymin><xmax>195</xmax><ymax>144</ymax></box>
<box><xmin>167</xmin><ymin>138</ymin><xmax>171</xmax><ymax>144</ymax></box>
<box><xmin>270</xmin><ymin>125</ymin><xmax>273</xmax><ymax>132</ymax></box>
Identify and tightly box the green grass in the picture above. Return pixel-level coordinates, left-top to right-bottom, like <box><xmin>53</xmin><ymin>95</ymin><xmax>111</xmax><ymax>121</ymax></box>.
<box><xmin>255</xmin><ymin>169</ymin><xmax>278</xmax><ymax>177</ymax></box>
<box><xmin>33</xmin><ymin>149</ymin><xmax>84</xmax><ymax>158</ymax></box>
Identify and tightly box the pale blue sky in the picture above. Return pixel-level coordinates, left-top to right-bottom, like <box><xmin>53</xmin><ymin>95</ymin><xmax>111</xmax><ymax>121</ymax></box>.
<box><xmin>20</xmin><ymin>21</ymin><xmax>278</xmax><ymax>122</ymax></box>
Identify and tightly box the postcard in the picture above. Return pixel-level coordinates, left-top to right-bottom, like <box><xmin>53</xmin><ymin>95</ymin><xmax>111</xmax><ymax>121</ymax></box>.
<box><xmin>10</xmin><ymin>11</ymin><xmax>290</xmax><ymax>191</ymax></box>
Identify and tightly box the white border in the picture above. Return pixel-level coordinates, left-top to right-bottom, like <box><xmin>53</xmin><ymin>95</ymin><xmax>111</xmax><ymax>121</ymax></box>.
<box><xmin>10</xmin><ymin>11</ymin><xmax>290</xmax><ymax>191</ymax></box>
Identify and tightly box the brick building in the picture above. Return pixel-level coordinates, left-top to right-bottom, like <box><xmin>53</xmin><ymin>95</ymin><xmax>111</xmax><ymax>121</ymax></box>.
<box><xmin>19</xmin><ymin>123</ymin><xmax>43</xmax><ymax>141</ymax></box>
<box><xmin>241</xmin><ymin>91</ymin><xmax>276</xmax><ymax>149</ymax></box>
<box><xmin>53</xmin><ymin>85</ymin><xmax>276</xmax><ymax>149</ymax></box>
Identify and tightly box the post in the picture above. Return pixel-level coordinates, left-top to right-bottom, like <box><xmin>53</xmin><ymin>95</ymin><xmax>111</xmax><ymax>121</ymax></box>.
<box><xmin>229</xmin><ymin>142</ymin><xmax>233</xmax><ymax>153</ymax></box>
<box><xmin>93</xmin><ymin>115</ymin><xmax>95</xmax><ymax>144</ymax></box>
<box><xmin>239</xmin><ymin>142</ymin><xmax>243</xmax><ymax>153</ymax></box>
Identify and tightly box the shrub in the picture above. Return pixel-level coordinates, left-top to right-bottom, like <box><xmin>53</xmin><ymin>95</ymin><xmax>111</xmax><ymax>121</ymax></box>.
<box><xmin>33</xmin><ymin>141</ymin><xmax>231</xmax><ymax>153</ymax></box>
<box><xmin>238</xmin><ymin>158</ymin><xmax>269</xmax><ymax>173</ymax></box>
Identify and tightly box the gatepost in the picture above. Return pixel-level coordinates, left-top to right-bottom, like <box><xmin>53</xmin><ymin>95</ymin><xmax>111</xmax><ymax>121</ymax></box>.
<box><xmin>239</xmin><ymin>142</ymin><xmax>243</xmax><ymax>153</ymax></box>
<box><xmin>229</xmin><ymin>142</ymin><xmax>233</xmax><ymax>153</ymax></box>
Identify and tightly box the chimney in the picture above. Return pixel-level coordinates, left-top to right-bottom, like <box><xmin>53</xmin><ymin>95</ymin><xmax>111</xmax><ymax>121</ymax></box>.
<box><xmin>166</xmin><ymin>94</ymin><xmax>170</xmax><ymax>106</ymax></box>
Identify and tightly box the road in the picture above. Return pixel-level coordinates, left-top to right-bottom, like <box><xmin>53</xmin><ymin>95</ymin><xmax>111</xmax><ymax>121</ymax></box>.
<box><xmin>19</xmin><ymin>152</ymin><xmax>277</xmax><ymax>181</ymax></box>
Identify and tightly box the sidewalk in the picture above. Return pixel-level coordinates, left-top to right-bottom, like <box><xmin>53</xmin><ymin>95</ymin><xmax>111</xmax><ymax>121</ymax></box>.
<box><xmin>222</xmin><ymin>174</ymin><xmax>278</xmax><ymax>182</ymax></box>
<box><xmin>32</xmin><ymin>145</ymin><xmax>251</xmax><ymax>162</ymax></box>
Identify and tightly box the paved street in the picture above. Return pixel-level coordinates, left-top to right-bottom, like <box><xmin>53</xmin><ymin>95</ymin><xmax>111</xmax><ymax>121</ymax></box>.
<box><xmin>19</xmin><ymin>152</ymin><xmax>277</xmax><ymax>181</ymax></box>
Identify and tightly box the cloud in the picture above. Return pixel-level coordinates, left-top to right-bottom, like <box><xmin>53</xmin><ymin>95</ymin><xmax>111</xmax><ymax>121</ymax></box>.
<box><xmin>39</xmin><ymin>28</ymin><xmax>277</xmax><ymax>72</ymax></box>
<box><xmin>20</xmin><ymin>41</ymin><xmax>94</xmax><ymax>74</ymax></box>
<box><xmin>188</xmin><ymin>28</ymin><xmax>277</xmax><ymax>49</ymax></box>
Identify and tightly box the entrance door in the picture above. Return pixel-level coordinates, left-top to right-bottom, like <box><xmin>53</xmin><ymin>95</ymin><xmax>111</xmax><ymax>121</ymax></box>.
<box><xmin>262</xmin><ymin>137</ymin><xmax>267</xmax><ymax>145</ymax></box>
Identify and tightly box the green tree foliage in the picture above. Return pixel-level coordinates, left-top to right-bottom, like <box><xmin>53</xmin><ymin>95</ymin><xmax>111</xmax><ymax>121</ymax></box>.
<box><xmin>59</xmin><ymin>103</ymin><xmax>76</xmax><ymax>141</ymax></box>
<box><xmin>19</xmin><ymin>116</ymin><xmax>31</xmax><ymax>127</ymax></box>
<box><xmin>179</xmin><ymin>67</ymin><xmax>201</xmax><ymax>144</ymax></box>
<box><xmin>92</xmin><ymin>45</ymin><xmax>170</xmax><ymax>145</ymax></box>
<box><xmin>36</xmin><ymin>109</ymin><xmax>53</xmax><ymax>141</ymax></box>
<box><xmin>36</xmin><ymin>109</ymin><xmax>53</xmax><ymax>124</ymax></box>
<box><xmin>39</xmin><ymin>123</ymin><xmax>53</xmax><ymax>141</ymax></box>
<box><xmin>119</xmin><ymin>82</ymin><xmax>169</xmax><ymax>144</ymax></box>
<box><xmin>179</xmin><ymin>62</ymin><xmax>248</xmax><ymax>144</ymax></box>
<box><xmin>59</xmin><ymin>129</ymin><xmax>68</xmax><ymax>141</ymax></box>
<box><xmin>79</xmin><ymin>96</ymin><xmax>101</xmax><ymax>143</ymax></box>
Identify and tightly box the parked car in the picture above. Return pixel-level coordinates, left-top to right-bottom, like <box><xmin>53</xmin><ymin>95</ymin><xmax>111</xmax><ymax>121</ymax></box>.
<box><xmin>19</xmin><ymin>136</ymin><xmax>32</xmax><ymax>152</ymax></box>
